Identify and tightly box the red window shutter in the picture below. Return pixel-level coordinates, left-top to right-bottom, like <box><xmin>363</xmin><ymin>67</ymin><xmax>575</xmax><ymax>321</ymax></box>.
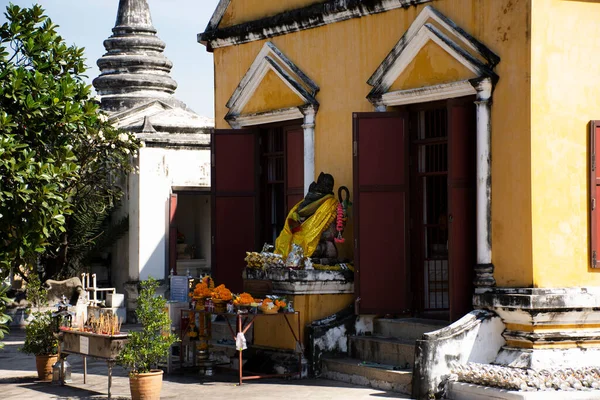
<box><xmin>591</xmin><ymin>121</ymin><xmax>600</xmax><ymax>268</ymax></box>
<box><xmin>353</xmin><ymin>112</ymin><xmax>411</xmax><ymax>315</ymax></box>
<box><xmin>447</xmin><ymin>100</ymin><xmax>476</xmax><ymax>321</ymax></box>
<box><xmin>212</xmin><ymin>129</ymin><xmax>258</xmax><ymax>292</ymax></box>
<box><xmin>285</xmin><ymin>126</ymin><xmax>304</xmax><ymax>212</ymax></box>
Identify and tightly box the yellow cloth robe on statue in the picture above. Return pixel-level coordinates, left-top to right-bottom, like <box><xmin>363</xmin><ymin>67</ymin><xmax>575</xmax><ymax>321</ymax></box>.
<box><xmin>275</xmin><ymin>195</ymin><xmax>339</xmax><ymax>258</ymax></box>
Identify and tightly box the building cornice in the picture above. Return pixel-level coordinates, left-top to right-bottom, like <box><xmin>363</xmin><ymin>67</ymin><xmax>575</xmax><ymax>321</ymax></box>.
<box><xmin>198</xmin><ymin>0</ymin><xmax>433</xmax><ymax>50</ymax></box>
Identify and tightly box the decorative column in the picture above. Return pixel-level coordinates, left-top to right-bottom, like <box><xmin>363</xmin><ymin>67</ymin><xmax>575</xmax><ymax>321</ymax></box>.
<box><xmin>301</xmin><ymin>106</ymin><xmax>317</xmax><ymax>194</ymax></box>
<box><xmin>472</xmin><ymin>78</ymin><xmax>495</xmax><ymax>288</ymax></box>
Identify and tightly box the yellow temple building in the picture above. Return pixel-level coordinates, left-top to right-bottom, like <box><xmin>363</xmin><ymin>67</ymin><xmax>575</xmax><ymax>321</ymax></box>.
<box><xmin>199</xmin><ymin>0</ymin><xmax>600</xmax><ymax>398</ymax></box>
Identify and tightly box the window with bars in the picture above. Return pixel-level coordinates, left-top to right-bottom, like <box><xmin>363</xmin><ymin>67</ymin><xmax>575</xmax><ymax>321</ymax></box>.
<box><xmin>260</xmin><ymin>127</ymin><xmax>286</xmax><ymax>245</ymax></box>
<box><xmin>414</xmin><ymin>107</ymin><xmax>449</xmax><ymax>311</ymax></box>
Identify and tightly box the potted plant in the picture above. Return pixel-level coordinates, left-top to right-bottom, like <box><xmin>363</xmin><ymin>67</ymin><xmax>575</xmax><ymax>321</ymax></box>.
<box><xmin>20</xmin><ymin>310</ymin><xmax>58</xmax><ymax>380</ymax></box>
<box><xmin>117</xmin><ymin>278</ymin><xmax>177</xmax><ymax>400</ymax></box>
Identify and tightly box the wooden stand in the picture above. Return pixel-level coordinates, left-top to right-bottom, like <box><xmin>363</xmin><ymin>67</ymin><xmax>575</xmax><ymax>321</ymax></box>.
<box><xmin>58</xmin><ymin>330</ymin><xmax>128</xmax><ymax>399</ymax></box>
<box><xmin>180</xmin><ymin>310</ymin><xmax>302</xmax><ymax>385</ymax></box>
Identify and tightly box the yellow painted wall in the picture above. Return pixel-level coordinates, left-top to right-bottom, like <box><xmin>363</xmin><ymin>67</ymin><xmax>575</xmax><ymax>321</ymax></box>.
<box><xmin>219</xmin><ymin>0</ymin><xmax>326</xmax><ymax>28</ymax></box>
<box><xmin>253</xmin><ymin>293</ymin><xmax>353</xmax><ymax>350</ymax></box>
<box><xmin>213</xmin><ymin>0</ymin><xmax>533</xmax><ymax>286</ymax></box>
<box><xmin>530</xmin><ymin>0</ymin><xmax>600</xmax><ymax>287</ymax></box>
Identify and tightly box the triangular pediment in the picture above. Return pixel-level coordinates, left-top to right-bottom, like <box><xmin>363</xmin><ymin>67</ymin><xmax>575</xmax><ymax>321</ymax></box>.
<box><xmin>109</xmin><ymin>100</ymin><xmax>173</xmax><ymax>129</ymax></box>
<box><xmin>225</xmin><ymin>42</ymin><xmax>319</xmax><ymax>124</ymax></box>
<box><xmin>388</xmin><ymin>41</ymin><xmax>477</xmax><ymax>92</ymax></box>
<box><xmin>241</xmin><ymin>69</ymin><xmax>306</xmax><ymax>115</ymax></box>
<box><xmin>367</xmin><ymin>6</ymin><xmax>499</xmax><ymax>104</ymax></box>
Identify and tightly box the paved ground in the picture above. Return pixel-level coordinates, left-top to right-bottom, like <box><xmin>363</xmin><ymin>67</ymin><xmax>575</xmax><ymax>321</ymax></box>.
<box><xmin>1</xmin><ymin>328</ymin><xmax>411</xmax><ymax>399</ymax></box>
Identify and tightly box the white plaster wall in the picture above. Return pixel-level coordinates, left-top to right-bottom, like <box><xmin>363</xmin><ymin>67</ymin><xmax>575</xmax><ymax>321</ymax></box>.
<box><xmin>128</xmin><ymin>170</ymin><xmax>141</xmax><ymax>281</ymax></box>
<box><xmin>138</xmin><ymin>147</ymin><xmax>171</xmax><ymax>280</ymax></box>
<box><xmin>416</xmin><ymin>311</ymin><xmax>506</xmax><ymax>397</ymax></box>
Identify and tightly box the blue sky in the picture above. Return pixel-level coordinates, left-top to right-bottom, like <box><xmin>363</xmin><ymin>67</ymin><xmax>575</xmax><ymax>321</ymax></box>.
<box><xmin>0</xmin><ymin>0</ymin><xmax>220</xmax><ymax>117</ymax></box>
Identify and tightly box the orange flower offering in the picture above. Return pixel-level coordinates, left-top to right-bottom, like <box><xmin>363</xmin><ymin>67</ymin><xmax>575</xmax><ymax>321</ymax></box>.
<box><xmin>211</xmin><ymin>284</ymin><xmax>233</xmax><ymax>301</ymax></box>
<box><xmin>192</xmin><ymin>276</ymin><xmax>214</xmax><ymax>298</ymax></box>
<box><xmin>234</xmin><ymin>292</ymin><xmax>254</xmax><ymax>306</ymax></box>
<box><xmin>275</xmin><ymin>299</ymin><xmax>287</xmax><ymax>308</ymax></box>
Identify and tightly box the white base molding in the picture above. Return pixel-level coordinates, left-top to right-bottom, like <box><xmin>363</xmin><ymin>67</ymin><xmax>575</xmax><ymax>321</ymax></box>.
<box><xmin>243</xmin><ymin>268</ymin><xmax>354</xmax><ymax>295</ymax></box>
<box><xmin>495</xmin><ymin>346</ymin><xmax>600</xmax><ymax>369</ymax></box>
<box><xmin>448</xmin><ymin>382</ymin><xmax>600</xmax><ymax>400</ymax></box>
<box><xmin>474</xmin><ymin>287</ymin><xmax>600</xmax><ymax>348</ymax></box>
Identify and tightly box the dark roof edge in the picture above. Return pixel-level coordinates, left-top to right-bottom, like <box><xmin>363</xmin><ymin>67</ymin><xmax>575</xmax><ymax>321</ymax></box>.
<box><xmin>198</xmin><ymin>0</ymin><xmax>433</xmax><ymax>49</ymax></box>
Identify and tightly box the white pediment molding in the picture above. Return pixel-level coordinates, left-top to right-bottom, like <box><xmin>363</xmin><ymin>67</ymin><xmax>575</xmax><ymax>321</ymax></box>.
<box><xmin>367</xmin><ymin>5</ymin><xmax>499</xmax><ymax>105</ymax></box>
<box><xmin>225</xmin><ymin>41</ymin><xmax>319</xmax><ymax>127</ymax></box>
<box><xmin>380</xmin><ymin>80</ymin><xmax>477</xmax><ymax>107</ymax></box>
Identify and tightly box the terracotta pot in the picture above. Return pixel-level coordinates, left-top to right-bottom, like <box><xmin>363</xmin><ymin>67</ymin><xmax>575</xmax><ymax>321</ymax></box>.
<box><xmin>129</xmin><ymin>369</ymin><xmax>164</xmax><ymax>400</ymax></box>
<box><xmin>35</xmin><ymin>354</ymin><xmax>58</xmax><ymax>381</ymax></box>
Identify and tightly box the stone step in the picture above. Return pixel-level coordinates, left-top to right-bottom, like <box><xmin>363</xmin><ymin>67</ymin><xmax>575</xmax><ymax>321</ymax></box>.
<box><xmin>374</xmin><ymin>317</ymin><xmax>447</xmax><ymax>340</ymax></box>
<box><xmin>322</xmin><ymin>357</ymin><xmax>412</xmax><ymax>395</ymax></box>
<box><xmin>349</xmin><ymin>335</ymin><xmax>415</xmax><ymax>368</ymax></box>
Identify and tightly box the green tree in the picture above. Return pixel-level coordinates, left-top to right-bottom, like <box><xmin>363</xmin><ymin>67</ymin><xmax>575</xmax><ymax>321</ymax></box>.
<box><xmin>0</xmin><ymin>4</ymin><xmax>139</xmax><ymax>280</ymax></box>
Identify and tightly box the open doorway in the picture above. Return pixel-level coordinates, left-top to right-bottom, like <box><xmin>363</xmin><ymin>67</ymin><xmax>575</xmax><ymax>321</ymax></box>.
<box><xmin>408</xmin><ymin>98</ymin><xmax>476</xmax><ymax>321</ymax></box>
<box><xmin>169</xmin><ymin>189</ymin><xmax>211</xmax><ymax>278</ymax></box>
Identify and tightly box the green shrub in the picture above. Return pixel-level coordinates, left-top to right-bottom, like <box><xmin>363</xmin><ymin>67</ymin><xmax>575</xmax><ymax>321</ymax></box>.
<box><xmin>117</xmin><ymin>278</ymin><xmax>178</xmax><ymax>374</ymax></box>
<box><xmin>21</xmin><ymin>310</ymin><xmax>57</xmax><ymax>356</ymax></box>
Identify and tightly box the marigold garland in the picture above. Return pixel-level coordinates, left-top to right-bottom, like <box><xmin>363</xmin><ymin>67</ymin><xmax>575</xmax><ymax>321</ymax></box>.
<box><xmin>233</xmin><ymin>292</ymin><xmax>254</xmax><ymax>306</ymax></box>
<box><xmin>191</xmin><ymin>276</ymin><xmax>214</xmax><ymax>298</ymax></box>
<box><xmin>211</xmin><ymin>284</ymin><xmax>232</xmax><ymax>301</ymax></box>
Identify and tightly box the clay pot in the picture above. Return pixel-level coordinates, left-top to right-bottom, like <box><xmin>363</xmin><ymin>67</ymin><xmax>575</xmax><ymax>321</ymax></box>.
<box><xmin>129</xmin><ymin>370</ymin><xmax>164</xmax><ymax>400</ymax></box>
<box><xmin>35</xmin><ymin>354</ymin><xmax>58</xmax><ymax>381</ymax></box>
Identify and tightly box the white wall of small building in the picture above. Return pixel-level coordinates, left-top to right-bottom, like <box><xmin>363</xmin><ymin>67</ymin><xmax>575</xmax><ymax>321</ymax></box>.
<box><xmin>112</xmin><ymin>145</ymin><xmax>211</xmax><ymax>292</ymax></box>
<box><xmin>136</xmin><ymin>146</ymin><xmax>211</xmax><ymax>281</ymax></box>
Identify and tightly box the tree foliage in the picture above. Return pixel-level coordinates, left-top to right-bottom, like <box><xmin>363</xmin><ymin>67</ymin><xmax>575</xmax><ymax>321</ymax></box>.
<box><xmin>0</xmin><ymin>4</ymin><xmax>139</xmax><ymax>280</ymax></box>
<box><xmin>0</xmin><ymin>283</ymin><xmax>14</xmax><ymax>350</ymax></box>
<box><xmin>117</xmin><ymin>278</ymin><xmax>178</xmax><ymax>374</ymax></box>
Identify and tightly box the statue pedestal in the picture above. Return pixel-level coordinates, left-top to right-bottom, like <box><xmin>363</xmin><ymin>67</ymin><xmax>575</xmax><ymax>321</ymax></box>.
<box><xmin>243</xmin><ymin>268</ymin><xmax>354</xmax><ymax>350</ymax></box>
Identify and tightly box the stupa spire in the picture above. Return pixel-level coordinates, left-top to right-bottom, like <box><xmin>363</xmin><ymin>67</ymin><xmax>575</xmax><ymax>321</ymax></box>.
<box><xmin>114</xmin><ymin>0</ymin><xmax>156</xmax><ymax>34</ymax></box>
<box><xmin>93</xmin><ymin>0</ymin><xmax>183</xmax><ymax>112</ymax></box>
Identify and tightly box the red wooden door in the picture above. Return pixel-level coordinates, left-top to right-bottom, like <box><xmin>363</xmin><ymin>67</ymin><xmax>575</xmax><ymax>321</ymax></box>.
<box><xmin>285</xmin><ymin>126</ymin><xmax>304</xmax><ymax>212</ymax></box>
<box><xmin>212</xmin><ymin>129</ymin><xmax>258</xmax><ymax>293</ymax></box>
<box><xmin>447</xmin><ymin>100</ymin><xmax>476</xmax><ymax>321</ymax></box>
<box><xmin>169</xmin><ymin>193</ymin><xmax>178</xmax><ymax>275</ymax></box>
<box><xmin>353</xmin><ymin>112</ymin><xmax>411</xmax><ymax>314</ymax></box>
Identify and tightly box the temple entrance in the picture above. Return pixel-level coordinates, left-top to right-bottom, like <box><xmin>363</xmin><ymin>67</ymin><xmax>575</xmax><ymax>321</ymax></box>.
<box><xmin>353</xmin><ymin>97</ymin><xmax>476</xmax><ymax>321</ymax></box>
<box><xmin>409</xmin><ymin>105</ymin><xmax>450</xmax><ymax>318</ymax></box>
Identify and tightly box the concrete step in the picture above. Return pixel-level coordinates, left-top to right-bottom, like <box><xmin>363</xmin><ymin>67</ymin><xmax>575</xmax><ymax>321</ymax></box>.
<box><xmin>349</xmin><ymin>335</ymin><xmax>415</xmax><ymax>368</ymax></box>
<box><xmin>322</xmin><ymin>357</ymin><xmax>412</xmax><ymax>395</ymax></box>
<box><xmin>374</xmin><ymin>317</ymin><xmax>447</xmax><ymax>340</ymax></box>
